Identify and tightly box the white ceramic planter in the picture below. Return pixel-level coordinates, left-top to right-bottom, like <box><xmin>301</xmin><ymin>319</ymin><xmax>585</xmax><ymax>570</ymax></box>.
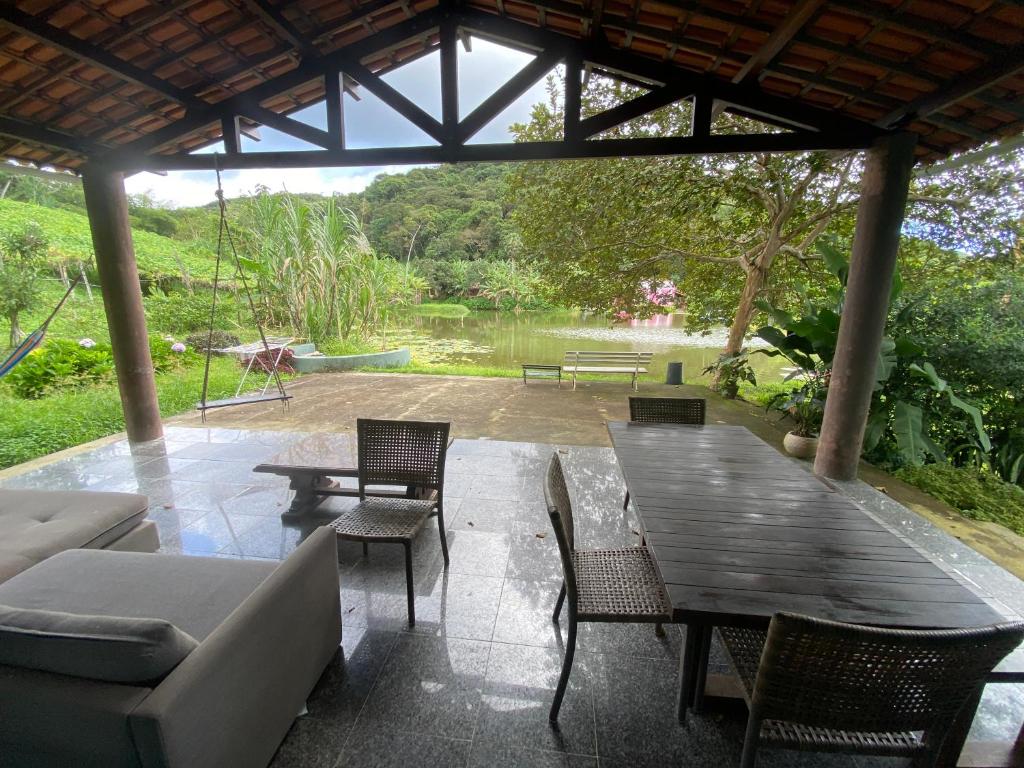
<box><xmin>783</xmin><ymin>431</ymin><xmax>819</xmax><ymax>459</ymax></box>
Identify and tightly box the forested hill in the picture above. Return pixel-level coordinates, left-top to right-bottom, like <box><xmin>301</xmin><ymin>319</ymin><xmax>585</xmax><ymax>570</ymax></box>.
<box><xmin>345</xmin><ymin>163</ymin><xmax>516</xmax><ymax>263</ymax></box>
<box><xmin>0</xmin><ymin>161</ymin><xmax>519</xmax><ymax>269</ymax></box>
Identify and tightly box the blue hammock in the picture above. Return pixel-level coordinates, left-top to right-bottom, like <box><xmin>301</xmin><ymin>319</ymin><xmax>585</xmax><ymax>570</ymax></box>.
<box><xmin>0</xmin><ymin>276</ymin><xmax>80</xmax><ymax>378</ymax></box>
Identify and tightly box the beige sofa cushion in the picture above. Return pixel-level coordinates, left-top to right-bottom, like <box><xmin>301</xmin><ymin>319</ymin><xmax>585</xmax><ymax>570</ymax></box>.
<box><xmin>0</xmin><ymin>489</ymin><xmax>149</xmax><ymax>583</ymax></box>
<box><xmin>0</xmin><ymin>548</ymin><xmax>277</xmax><ymax>641</ymax></box>
<box><xmin>0</xmin><ymin>604</ymin><xmax>198</xmax><ymax>684</ymax></box>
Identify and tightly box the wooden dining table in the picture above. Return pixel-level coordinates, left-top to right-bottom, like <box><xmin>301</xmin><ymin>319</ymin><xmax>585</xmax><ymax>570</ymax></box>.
<box><xmin>607</xmin><ymin>421</ymin><xmax>1010</xmax><ymax>736</ymax></box>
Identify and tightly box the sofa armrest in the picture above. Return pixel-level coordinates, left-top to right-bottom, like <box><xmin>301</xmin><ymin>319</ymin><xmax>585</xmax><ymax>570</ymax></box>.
<box><xmin>128</xmin><ymin>526</ymin><xmax>341</xmax><ymax>768</ymax></box>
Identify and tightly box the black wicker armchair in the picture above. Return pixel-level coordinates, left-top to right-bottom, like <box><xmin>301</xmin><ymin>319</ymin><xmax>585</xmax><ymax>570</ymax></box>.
<box><xmin>622</xmin><ymin>396</ymin><xmax>706</xmax><ymax>510</ymax></box>
<box><xmin>545</xmin><ymin>452</ymin><xmax>672</xmax><ymax>722</ymax></box>
<box><xmin>329</xmin><ymin>418</ymin><xmax>451</xmax><ymax>626</ymax></box>
<box><xmin>718</xmin><ymin>612</ymin><xmax>1024</xmax><ymax>767</ymax></box>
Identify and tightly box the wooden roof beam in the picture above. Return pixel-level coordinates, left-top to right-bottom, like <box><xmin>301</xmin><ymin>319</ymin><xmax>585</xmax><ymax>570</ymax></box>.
<box><xmin>732</xmin><ymin>0</ymin><xmax>824</xmax><ymax>84</ymax></box>
<box><xmin>311</xmin><ymin>0</ymin><xmax>405</xmax><ymax>45</ymax></box>
<box><xmin>0</xmin><ymin>7</ymin><xmax>207</xmax><ymax>111</ymax></box>
<box><xmin>237</xmin><ymin>0</ymin><xmax>318</xmax><ymax>58</ymax></box>
<box><xmin>578</xmin><ymin>80</ymin><xmax>692</xmax><ymax>139</ymax></box>
<box><xmin>106</xmin><ymin>6</ymin><xmax>444</xmax><ymax>160</ymax></box>
<box><xmin>0</xmin><ymin>116</ymin><xmax>107</xmax><ymax>157</ymax></box>
<box><xmin>826</xmin><ymin>0</ymin><xmax>1016</xmax><ymax>59</ymax></box>
<box><xmin>711</xmin><ymin>0</ymin><xmax>824</xmax><ymax>121</ymax></box>
<box><xmin>344</xmin><ymin>59</ymin><xmax>445</xmax><ymax>143</ymax></box>
<box><xmin>457</xmin><ymin>46</ymin><xmax>564</xmax><ymax>141</ymax></box>
<box><xmin>878</xmin><ymin>44</ymin><xmax>1024</xmax><ymax>128</ymax></box>
<box><xmin>236</xmin><ymin>102</ymin><xmax>333</xmax><ymax>148</ymax></box>
<box><xmin>459</xmin><ymin>9</ymin><xmax>876</xmax><ymax>136</ymax></box>
<box><xmin>112</xmin><ymin>129</ymin><xmax>879</xmax><ymax>173</ymax></box>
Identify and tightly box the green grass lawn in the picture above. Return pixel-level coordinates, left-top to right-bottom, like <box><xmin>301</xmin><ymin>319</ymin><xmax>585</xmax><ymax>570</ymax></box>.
<box><xmin>895</xmin><ymin>463</ymin><xmax>1024</xmax><ymax>537</ymax></box>
<box><xmin>0</xmin><ymin>357</ymin><xmax>246</xmax><ymax>469</ymax></box>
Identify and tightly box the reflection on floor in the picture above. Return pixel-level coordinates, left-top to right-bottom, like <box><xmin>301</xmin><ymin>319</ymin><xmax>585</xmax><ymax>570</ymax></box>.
<box><xmin>3</xmin><ymin>425</ymin><xmax>1022</xmax><ymax>768</ymax></box>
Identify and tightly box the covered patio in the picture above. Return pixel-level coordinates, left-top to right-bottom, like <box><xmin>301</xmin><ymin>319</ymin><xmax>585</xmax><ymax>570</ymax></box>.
<box><xmin>2</xmin><ymin>1</ymin><xmax>1024</xmax><ymax>766</ymax></box>
<box><xmin>2</xmin><ymin>0</ymin><xmax>1022</xmax><ymax>485</ymax></box>
<box><xmin>1</xmin><ymin>415</ymin><xmax>1022</xmax><ymax>767</ymax></box>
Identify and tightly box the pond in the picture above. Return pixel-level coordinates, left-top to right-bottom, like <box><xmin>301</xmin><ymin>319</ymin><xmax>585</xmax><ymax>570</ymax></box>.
<box><xmin>392</xmin><ymin>309</ymin><xmax>787</xmax><ymax>384</ymax></box>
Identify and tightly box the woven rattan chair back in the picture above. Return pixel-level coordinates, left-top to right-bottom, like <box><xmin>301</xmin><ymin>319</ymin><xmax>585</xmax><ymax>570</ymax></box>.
<box><xmin>356</xmin><ymin>418</ymin><xmax>451</xmax><ymax>496</ymax></box>
<box><xmin>751</xmin><ymin>612</ymin><xmax>1024</xmax><ymax>736</ymax></box>
<box><xmin>628</xmin><ymin>396</ymin><xmax>706</xmax><ymax>424</ymax></box>
<box><xmin>544</xmin><ymin>453</ymin><xmax>577</xmax><ymax>602</ymax></box>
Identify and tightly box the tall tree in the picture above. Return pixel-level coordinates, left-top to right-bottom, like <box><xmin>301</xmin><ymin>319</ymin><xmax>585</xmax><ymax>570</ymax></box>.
<box><xmin>0</xmin><ymin>222</ymin><xmax>49</xmax><ymax>347</ymax></box>
<box><xmin>507</xmin><ymin>77</ymin><xmax>862</xmax><ymax>355</ymax></box>
<box><xmin>507</xmin><ymin>78</ymin><xmax>1019</xmax><ymax>357</ymax></box>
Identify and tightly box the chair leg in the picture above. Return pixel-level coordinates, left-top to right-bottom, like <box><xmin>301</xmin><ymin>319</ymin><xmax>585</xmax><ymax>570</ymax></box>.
<box><xmin>739</xmin><ymin>715</ymin><xmax>761</xmax><ymax>768</ymax></box>
<box><xmin>362</xmin><ymin>541</ymin><xmax>368</xmax><ymax>557</ymax></box>
<box><xmin>552</xmin><ymin>581</ymin><xmax>566</xmax><ymax>622</ymax></box>
<box><xmin>622</xmin><ymin>490</ymin><xmax>630</xmax><ymax>510</ymax></box>
<box><xmin>549</xmin><ymin>615</ymin><xmax>577</xmax><ymax>722</ymax></box>
<box><xmin>436</xmin><ymin>507</ymin><xmax>450</xmax><ymax>567</ymax></box>
<box><xmin>403</xmin><ymin>542</ymin><xmax>415</xmax><ymax>626</ymax></box>
<box><xmin>654</xmin><ymin>622</ymin><xmax>665</xmax><ymax>638</ymax></box>
<box><xmin>693</xmin><ymin>625</ymin><xmax>712</xmax><ymax>714</ymax></box>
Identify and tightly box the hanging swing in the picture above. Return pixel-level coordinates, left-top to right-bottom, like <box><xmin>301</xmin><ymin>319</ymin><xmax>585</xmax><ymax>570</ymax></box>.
<box><xmin>197</xmin><ymin>157</ymin><xmax>292</xmax><ymax>421</ymax></box>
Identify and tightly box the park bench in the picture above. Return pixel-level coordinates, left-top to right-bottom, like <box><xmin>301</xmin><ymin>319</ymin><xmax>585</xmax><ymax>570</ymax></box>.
<box><xmin>521</xmin><ymin>364</ymin><xmax>562</xmax><ymax>384</ymax></box>
<box><xmin>562</xmin><ymin>350</ymin><xmax>653</xmax><ymax>391</ymax></box>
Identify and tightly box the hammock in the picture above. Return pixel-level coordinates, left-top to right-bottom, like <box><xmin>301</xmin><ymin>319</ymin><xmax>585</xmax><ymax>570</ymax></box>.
<box><xmin>0</xmin><ymin>276</ymin><xmax>80</xmax><ymax>378</ymax></box>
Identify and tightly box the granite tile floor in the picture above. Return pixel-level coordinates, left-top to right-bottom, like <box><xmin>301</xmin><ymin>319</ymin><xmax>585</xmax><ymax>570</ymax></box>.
<box><xmin>3</xmin><ymin>425</ymin><xmax>1023</xmax><ymax>768</ymax></box>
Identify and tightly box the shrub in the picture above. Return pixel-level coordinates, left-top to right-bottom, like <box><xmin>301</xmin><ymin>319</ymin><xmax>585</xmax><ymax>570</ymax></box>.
<box><xmin>894</xmin><ymin>463</ymin><xmax>1024</xmax><ymax>536</ymax></box>
<box><xmin>5</xmin><ymin>338</ymin><xmax>114</xmax><ymax>398</ymax></box>
<box><xmin>144</xmin><ymin>291</ymin><xmax>239</xmax><ymax>335</ymax></box>
<box><xmin>148</xmin><ymin>335</ymin><xmax>198</xmax><ymax>372</ymax></box>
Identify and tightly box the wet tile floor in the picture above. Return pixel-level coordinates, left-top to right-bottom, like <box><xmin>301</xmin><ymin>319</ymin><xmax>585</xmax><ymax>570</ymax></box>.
<box><xmin>3</xmin><ymin>425</ymin><xmax>1023</xmax><ymax>768</ymax></box>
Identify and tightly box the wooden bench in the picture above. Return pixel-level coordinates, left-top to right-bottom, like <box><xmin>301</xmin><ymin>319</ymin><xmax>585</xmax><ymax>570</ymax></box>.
<box><xmin>521</xmin><ymin>364</ymin><xmax>561</xmax><ymax>384</ymax></box>
<box><xmin>562</xmin><ymin>350</ymin><xmax>653</xmax><ymax>391</ymax></box>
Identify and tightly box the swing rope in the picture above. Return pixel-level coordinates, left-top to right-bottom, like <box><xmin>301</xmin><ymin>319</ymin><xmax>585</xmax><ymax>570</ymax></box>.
<box><xmin>198</xmin><ymin>155</ymin><xmax>290</xmax><ymax>417</ymax></box>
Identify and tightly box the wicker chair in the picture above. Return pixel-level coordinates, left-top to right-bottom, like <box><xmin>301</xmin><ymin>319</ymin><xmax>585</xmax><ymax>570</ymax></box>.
<box><xmin>545</xmin><ymin>452</ymin><xmax>672</xmax><ymax>722</ymax></box>
<box><xmin>622</xmin><ymin>396</ymin><xmax>705</xmax><ymax>510</ymax></box>
<box><xmin>328</xmin><ymin>418</ymin><xmax>451</xmax><ymax>626</ymax></box>
<box><xmin>718</xmin><ymin>612</ymin><xmax>1024</xmax><ymax>768</ymax></box>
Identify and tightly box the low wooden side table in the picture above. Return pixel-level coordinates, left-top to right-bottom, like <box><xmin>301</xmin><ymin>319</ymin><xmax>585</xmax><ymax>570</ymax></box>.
<box><xmin>254</xmin><ymin>433</ymin><xmax>435</xmax><ymax>519</ymax></box>
<box><xmin>254</xmin><ymin>433</ymin><xmax>359</xmax><ymax>518</ymax></box>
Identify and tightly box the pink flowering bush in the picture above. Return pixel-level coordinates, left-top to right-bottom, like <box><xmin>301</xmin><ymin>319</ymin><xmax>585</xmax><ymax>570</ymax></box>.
<box><xmin>644</xmin><ymin>280</ymin><xmax>678</xmax><ymax>308</ymax></box>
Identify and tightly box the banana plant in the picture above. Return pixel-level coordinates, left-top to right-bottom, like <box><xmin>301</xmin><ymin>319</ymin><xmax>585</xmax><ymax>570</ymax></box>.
<box><xmin>755</xmin><ymin>237</ymin><xmax>989</xmax><ymax>467</ymax></box>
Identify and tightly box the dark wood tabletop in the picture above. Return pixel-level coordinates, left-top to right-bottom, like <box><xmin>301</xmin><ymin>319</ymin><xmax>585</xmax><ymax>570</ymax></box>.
<box><xmin>607</xmin><ymin>421</ymin><xmax>1006</xmax><ymax>631</ymax></box>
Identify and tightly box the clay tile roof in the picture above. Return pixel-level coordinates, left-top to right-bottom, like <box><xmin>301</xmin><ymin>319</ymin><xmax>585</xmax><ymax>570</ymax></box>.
<box><xmin>0</xmin><ymin>0</ymin><xmax>1021</xmax><ymax>173</ymax></box>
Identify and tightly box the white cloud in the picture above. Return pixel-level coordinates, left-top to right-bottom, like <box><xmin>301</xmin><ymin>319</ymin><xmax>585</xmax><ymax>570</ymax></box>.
<box><xmin>124</xmin><ymin>165</ymin><xmax>432</xmax><ymax>208</ymax></box>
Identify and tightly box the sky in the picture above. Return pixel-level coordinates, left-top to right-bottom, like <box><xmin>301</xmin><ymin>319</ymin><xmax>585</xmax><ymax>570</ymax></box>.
<box><xmin>124</xmin><ymin>38</ymin><xmax>553</xmax><ymax>207</ymax></box>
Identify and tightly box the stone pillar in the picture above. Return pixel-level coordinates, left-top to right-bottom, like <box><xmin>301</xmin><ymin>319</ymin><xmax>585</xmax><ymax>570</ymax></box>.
<box><xmin>814</xmin><ymin>132</ymin><xmax>917</xmax><ymax>481</ymax></box>
<box><xmin>82</xmin><ymin>167</ymin><xmax>163</xmax><ymax>443</ymax></box>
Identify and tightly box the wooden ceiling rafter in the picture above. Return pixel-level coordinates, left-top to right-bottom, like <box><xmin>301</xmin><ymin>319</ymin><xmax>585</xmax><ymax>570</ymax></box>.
<box><xmin>94</xmin><ymin>5</ymin><xmax>884</xmax><ymax>174</ymax></box>
<box><xmin>0</xmin><ymin>6</ymin><xmax>208</xmax><ymax>110</ymax></box>
<box><xmin>0</xmin><ymin>0</ymin><xmax>1020</xmax><ymax>172</ymax></box>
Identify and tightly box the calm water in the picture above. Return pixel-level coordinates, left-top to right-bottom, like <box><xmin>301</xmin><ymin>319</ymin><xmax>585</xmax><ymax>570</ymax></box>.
<box><xmin>394</xmin><ymin>310</ymin><xmax>785</xmax><ymax>384</ymax></box>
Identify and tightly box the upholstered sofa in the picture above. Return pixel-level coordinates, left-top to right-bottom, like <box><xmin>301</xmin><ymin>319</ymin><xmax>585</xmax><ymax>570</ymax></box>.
<box><xmin>0</xmin><ymin>488</ymin><xmax>159</xmax><ymax>583</ymax></box>
<box><xmin>0</xmin><ymin>526</ymin><xmax>341</xmax><ymax>768</ymax></box>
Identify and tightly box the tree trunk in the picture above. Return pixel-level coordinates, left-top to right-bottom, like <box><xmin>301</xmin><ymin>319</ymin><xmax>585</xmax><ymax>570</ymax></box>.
<box><xmin>8</xmin><ymin>312</ymin><xmax>21</xmax><ymax>348</ymax></box>
<box><xmin>723</xmin><ymin>264</ymin><xmax>768</xmax><ymax>357</ymax></box>
<box><xmin>709</xmin><ymin>262</ymin><xmax>769</xmax><ymax>391</ymax></box>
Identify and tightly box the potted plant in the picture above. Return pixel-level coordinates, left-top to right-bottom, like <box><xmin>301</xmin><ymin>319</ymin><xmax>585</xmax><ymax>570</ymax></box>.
<box><xmin>702</xmin><ymin>350</ymin><xmax>757</xmax><ymax>399</ymax></box>
<box><xmin>767</xmin><ymin>370</ymin><xmax>828</xmax><ymax>458</ymax></box>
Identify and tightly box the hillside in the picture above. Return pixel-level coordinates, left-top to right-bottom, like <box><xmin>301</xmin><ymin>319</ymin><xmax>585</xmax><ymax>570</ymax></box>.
<box><xmin>0</xmin><ymin>198</ymin><xmax>219</xmax><ymax>283</ymax></box>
